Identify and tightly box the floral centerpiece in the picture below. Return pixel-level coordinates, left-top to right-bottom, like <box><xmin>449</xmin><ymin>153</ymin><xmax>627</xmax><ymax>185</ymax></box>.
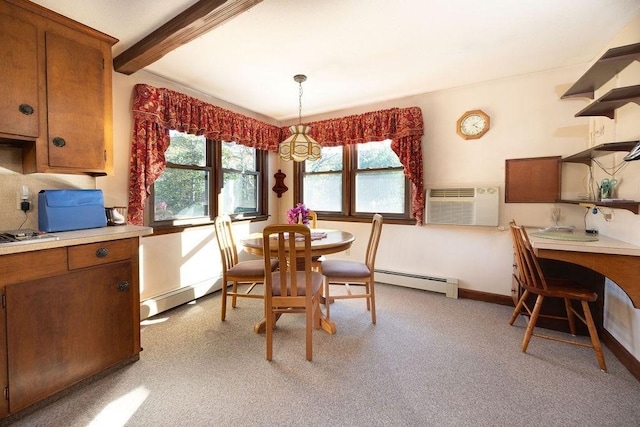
<box><xmin>286</xmin><ymin>203</ymin><xmax>311</xmax><ymax>225</ymax></box>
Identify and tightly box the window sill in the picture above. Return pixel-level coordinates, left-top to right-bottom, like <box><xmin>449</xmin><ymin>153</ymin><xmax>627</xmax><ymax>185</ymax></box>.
<box><xmin>148</xmin><ymin>214</ymin><xmax>270</xmax><ymax>236</ymax></box>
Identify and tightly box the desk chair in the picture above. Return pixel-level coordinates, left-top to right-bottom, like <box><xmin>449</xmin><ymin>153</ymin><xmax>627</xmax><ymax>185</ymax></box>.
<box><xmin>509</xmin><ymin>220</ymin><xmax>606</xmax><ymax>371</ymax></box>
<box><xmin>321</xmin><ymin>214</ymin><xmax>383</xmax><ymax>325</ymax></box>
<box><xmin>214</xmin><ymin>215</ymin><xmax>278</xmax><ymax>321</ymax></box>
<box><xmin>262</xmin><ymin>224</ymin><xmax>324</xmax><ymax>361</ymax></box>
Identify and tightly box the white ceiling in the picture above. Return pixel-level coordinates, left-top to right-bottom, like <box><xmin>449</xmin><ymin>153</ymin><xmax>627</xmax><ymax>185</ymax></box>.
<box><xmin>31</xmin><ymin>0</ymin><xmax>640</xmax><ymax>122</ymax></box>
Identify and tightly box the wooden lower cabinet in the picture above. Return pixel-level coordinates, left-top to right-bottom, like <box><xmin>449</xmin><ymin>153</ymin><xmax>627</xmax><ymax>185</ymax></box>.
<box><xmin>0</xmin><ymin>238</ymin><xmax>141</xmax><ymax>419</ymax></box>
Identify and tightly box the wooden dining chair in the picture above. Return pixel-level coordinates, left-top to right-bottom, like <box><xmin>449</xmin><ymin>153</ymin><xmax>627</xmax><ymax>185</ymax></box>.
<box><xmin>262</xmin><ymin>224</ymin><xmax>324</xmax><ymax>361</ymax></box>
<box><xmin>321</xmin><ymin>214</ymin><xmax>383</xmax><ymax>325</ymax></box>
<box><xmin>296</xmin><ymin>209</ymin><xmax>323</xmax><ymax>271</ymax></box>
<box><xmin>214</xmin><ymin>215</ymin><xmax>278</xmax><ymax>321</ymax></box>
<box><xmin>306</xmin><ymin>210</ymin><xmax>318</xmax><ymax>229</ymax></box>
<box><xmin>508</xmin><ymin>220</ymin><xmax>606</xmax><ymax>371</ymax></box>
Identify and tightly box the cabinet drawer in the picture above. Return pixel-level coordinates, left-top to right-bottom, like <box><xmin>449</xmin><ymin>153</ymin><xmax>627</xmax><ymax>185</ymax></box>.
<box><xmin>68</xmin><ymin>239</ymin><xmax>132</xmax><ymax>270</ymax></box>
<box><xmin>0</xmin><ymin>248</ymin><xmax>67</xmax><ymax>285</ymax></box>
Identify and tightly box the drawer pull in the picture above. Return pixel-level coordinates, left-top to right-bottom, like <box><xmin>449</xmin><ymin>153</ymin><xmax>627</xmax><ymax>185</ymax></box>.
<box><xmin>18</xmin><ymin>103</ymin><xmax>34</xmax><ymax>115</ymax></box>
<box><xmin>117</xmin><ymin>281</ymin><xmax>130</xmax><ymax>292</ymax></box>
<box><xmin>52</xmin><ymin>137</ymin><xmax>66</xmax><ymax>147</ymax></box>
<box><xmin>96</xmin><ymin>247</ymin><xmax>109</xmax><ymax>258</ymax></box>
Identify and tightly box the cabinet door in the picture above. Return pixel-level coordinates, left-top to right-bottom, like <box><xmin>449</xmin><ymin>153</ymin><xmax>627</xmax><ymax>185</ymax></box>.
<box><xmin>5</xmin><ymin>262</ymin><xmax>133</xmax><ymax>413</ymax></box>
<box><xmin>0</xmin><ymin>12</ymin><xmax>39</xmax><ymax>139</ymax></box>
<box><xmin>45</xmin><ymin>31</ymin><xmax>105</xmax><ymax>171</ymax></box>
<box><xmin>505</xmin><ymin>156</ymin><xmax>561</xmax><ymax>203</ymax></box>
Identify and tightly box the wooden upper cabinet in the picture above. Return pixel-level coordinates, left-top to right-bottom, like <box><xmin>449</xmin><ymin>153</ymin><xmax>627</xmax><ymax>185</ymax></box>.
<box><xmin>46</xmin><ymin>32</ymin><xmax>105</xmax><ymax>171</ymax></box>
<box><xmin>0</xmin><ymin>12</ymin><xmax>39</xmax><ymax>139</ymax></box>
<box><xmin>505</xmin><ymin>156</ymin><xmax>561</xmax><ymax>203</ymax></box>
<box><xmin>0</xmin><ymin>0</ymin><xmax>117</xmax><ymax>176</ymax></box>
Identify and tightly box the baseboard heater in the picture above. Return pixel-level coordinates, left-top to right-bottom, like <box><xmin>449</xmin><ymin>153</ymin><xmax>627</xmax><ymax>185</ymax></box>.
<box><xmin>140</xmin><ymin>277</ymin><xmax>221</xmax><ymax>320</ymax></box>
<box><xmin>375</xmin><ymin>269</ymin><xmax>458</xmax><ymax>299</ymax></box>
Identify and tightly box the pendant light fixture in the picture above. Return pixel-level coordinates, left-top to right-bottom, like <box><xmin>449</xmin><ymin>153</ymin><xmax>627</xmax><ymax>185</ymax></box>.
<box><xmin>279</xmin><ymin>74</ymin><xmax>321</xmax><ymax>162</ymax></box>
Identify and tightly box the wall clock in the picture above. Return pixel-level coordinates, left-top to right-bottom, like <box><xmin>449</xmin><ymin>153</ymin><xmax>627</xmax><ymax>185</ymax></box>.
<box><xmin>456</xmin><ymin>109</ymin><xmax>490</xmax><ymax>140</ymax></box>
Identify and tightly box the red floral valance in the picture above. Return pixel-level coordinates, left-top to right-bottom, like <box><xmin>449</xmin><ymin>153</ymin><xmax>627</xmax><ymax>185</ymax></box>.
<box><xmin>127</xmin><ymin>84</ymin><xmax>282</xmax><ymax>225</ymax></box>
<box><xmin>295</xmin><ymin>107</ymin><xmax>425</xmax><ymax>224</ymax></box>
<box><xmin>127</xmin><ymin>83</ymin><xmax>425</xmax><ymax>226</ymax></box>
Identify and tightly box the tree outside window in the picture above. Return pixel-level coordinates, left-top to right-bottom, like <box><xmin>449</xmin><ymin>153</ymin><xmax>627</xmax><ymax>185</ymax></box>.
<box><xmin>148</xmin><ymin>131</ymin><xmax>267</xmax><ymax>228</ymax></box>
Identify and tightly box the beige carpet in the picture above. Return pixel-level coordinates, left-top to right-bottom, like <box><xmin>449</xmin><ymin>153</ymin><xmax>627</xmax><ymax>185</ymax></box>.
<box><xmin>11</xmin><ymin>283</ymin><xmax>640</xmax><ymax>426</ymax></box>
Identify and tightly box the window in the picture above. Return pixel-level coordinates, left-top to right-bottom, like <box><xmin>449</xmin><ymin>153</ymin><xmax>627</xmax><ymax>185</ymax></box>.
<box><xmin>148</xmin><ymin>130</ymin><xmax>267</xmax><ymax>227</ymax></box>
<box><xmin>220</xmin><ymin>141</ymin><xmax>261</xmax><ymax>215</ymax></box>
<box><xmin>298</xmin><ymin>139</ymin><xmax>410</xmax><ymax>222</ymax></box>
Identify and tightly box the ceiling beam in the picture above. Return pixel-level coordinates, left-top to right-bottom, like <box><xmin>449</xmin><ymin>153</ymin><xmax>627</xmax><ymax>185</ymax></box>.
<box><xmin>113</xmin><ymin>0</ymin><xmax>262</xmax><ymax>75</ymax></box>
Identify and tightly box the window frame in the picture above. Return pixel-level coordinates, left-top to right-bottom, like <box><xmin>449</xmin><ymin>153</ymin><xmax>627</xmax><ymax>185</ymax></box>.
<box><xmin>294</xmin><ymin>141</ymin><xmax>413</xmax><ymax>225</ymax></box>
<box><xmin>147</xmin><ymin>134</ymin><xmax>269</xmax><ymax>232</ymax></box>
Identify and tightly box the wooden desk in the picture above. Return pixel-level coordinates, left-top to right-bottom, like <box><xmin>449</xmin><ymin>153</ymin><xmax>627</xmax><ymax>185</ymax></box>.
<box><xmin>241</xmin><ymin>229</ymin><xmax>355</xmax><ymax>334</ymax></box>
<box><xmin>528</xmin><ymin>230</ymin><xmax>640</xmax><ymax>309</ymax></box>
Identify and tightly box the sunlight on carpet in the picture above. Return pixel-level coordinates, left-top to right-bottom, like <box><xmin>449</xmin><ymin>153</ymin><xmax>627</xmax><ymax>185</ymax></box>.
<box><xmin>88</xmin><ymin>385</ymin><xmax>150</xmax><ymax>427</ymax></box>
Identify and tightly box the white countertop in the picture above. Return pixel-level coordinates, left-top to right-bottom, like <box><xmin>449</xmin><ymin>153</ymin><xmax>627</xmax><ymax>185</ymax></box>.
<box><xmin>0</xmin><ymin>225</ymin><xmax>153</xmax><ymax>256</ymax></box>
<box><xmin>527</xmin><ymin>228</ymin><xmax>640</xmax><ymax>257</ymax></box>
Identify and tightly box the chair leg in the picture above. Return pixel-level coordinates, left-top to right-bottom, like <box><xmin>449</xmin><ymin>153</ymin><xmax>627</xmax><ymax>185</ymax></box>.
<box><xmin>581</xmin><ymin>301</ymin><xmax>607</xmax><ymax>371</ymax></box>
<box><xmin>266</xmin><ymin>308</ymin><xmax>273</xmax><ymax>361</ymax></box>
<box><xmin>369</xmin><ymin>280</ymin><xmax>376</xmax><ymax>324</ymax></box>
<box><xmin>509</xmin><ymin>290</ymin><xmax>529</xmax><ymax>326</ymax></box>
<box><xmin>522</xmin><ymin>294</ymin><xmax>544</xmax><ymax>353</ymax></box>
<box><xmin>564</xmin><ymin>298</ymin><xmax>577</xmax><ymax>335</ymax></box>
<box><xmin>306</xmin><ymin>303</ymin><xmax>313</xmax><ymax>361</ymax></box>
<box><xmin>323</xmin><ymin>278</ymin><xmax>331</xmax><ymax>321</ymax></box>
<box><xmin>231</xmin><ymin>281</ymin><xmax>238</xmax><ymax>308</ymax></box>
<box><xmin>365</xmin><ymin>281</ymin><xmax>371</xmax><ymax>311</ymax></box>
<box><xmin>221</xmin><ymin>279</ymin><xmax>228</xmax><ymax>321</ymax></box>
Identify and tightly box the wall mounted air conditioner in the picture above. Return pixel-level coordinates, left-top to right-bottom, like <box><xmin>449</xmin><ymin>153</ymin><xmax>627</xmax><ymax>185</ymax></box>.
<box><xmin>425</xmin><ymin>187</ymin><xmax>499</xmax><ymax>226</ymax></box>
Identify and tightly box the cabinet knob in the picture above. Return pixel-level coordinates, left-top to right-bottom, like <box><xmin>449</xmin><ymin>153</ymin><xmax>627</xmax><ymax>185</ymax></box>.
<box><xmin>95</xmin><ymin>247</ymin><xmax>109</xmax><ymax>258</ymax></box>
<box><xmin>52</xmin><ymin>137</ymin><xmax>66</xmax><ymax>147</ymax></box>
<box><xmin>117</xmin><ymin>281</ymin><xmax>130</xmax><ymax>292</ymax></box>
<box><xmin>18</xmin><ymin>104</ymin><xmax>34</xmax><ymax>115</ymax></box>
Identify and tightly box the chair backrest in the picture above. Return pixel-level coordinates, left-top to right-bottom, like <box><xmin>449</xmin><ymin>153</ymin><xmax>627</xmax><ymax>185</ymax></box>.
<box><xmin>214</xmin><ymin>215</ymin><xmax>238</xmax><ymax>272</ymax></box>
<box><xmin>262</xmin><ymin>224</ymin><xmax>314</xmax><ymax>300</ymax></box>
<box><xmin>509</xmin><ymin>220</ymin><xmax>548</xmax><ymax>292</ymax></box>
<box><xmin>298</xmin><ymin>210</ymin><xmax>318</xmax><ymax>229</ymax></box>
<box><xmin>308</xmin><ymin>211</ymin><xmax>317</xmax><ymax>229</ymax></box>
<box><xmin>365</xmin><ymin>214</ymin><xmax>384</xmax><ymax>271</ymax></box>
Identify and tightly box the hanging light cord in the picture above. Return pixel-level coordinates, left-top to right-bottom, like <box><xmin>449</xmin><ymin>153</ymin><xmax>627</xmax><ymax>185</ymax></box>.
<box><xmin>297</xmin><ymin>81</ymin><xmax>303</xmax><ymax>125</ymax></box>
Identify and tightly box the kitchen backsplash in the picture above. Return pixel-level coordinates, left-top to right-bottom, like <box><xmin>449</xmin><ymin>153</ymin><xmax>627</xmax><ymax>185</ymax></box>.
<box><xmin>0</xmin><ymin>146</ymin><xmax>94</xmax><ymax>231</ymax></box>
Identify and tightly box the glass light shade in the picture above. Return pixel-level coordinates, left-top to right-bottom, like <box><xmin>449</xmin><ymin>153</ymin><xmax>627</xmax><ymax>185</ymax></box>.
<box><xmin>279</xmin><ymin>124</ymin><xmax>321</xmax><ymax>162</ymax></box>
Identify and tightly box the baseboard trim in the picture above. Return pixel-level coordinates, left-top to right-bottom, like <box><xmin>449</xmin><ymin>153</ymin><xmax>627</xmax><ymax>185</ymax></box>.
<box><xmin>601</xmin><ymin>329</ymin><xmax>640</xmax><ymax>381</ymax></box>
<box><xmin>459</xmin><ymin>287</ymin><xmax>640</xmax><ymax>381</ymax></box>
<box><xmin>458</xmin><ymin>288</ymin><xmax>514</xmax><ymax>306</ymax></box>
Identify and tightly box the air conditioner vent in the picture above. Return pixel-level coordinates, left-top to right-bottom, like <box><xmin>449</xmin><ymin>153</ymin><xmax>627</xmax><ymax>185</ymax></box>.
<box><xmin>426</xmin><ymin>186</ymin><xmax>499</xmax><ymax>226</ymax></box>
<box><xmin>429</xmin><ymin>188</ymin><xmax>476</xmax><ymax>198</ymax></box>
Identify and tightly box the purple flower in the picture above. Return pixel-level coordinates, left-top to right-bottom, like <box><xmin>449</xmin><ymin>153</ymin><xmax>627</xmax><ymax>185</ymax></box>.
<box><xmin>286</xmin><ymin>203</ymin><xmax>310</xmax><ymax>225</ymax></box>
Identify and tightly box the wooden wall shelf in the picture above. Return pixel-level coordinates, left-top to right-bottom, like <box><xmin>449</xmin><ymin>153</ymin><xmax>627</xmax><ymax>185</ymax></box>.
<box><xmin>574</xmin><ymin>85</ymin><xmax>640</xmax><ymax>118</ymax></box>
<box><xmin>562</xmin><ymin>141</ymin><xmax>640</xmax><ymax>165</ymax></box>
<box><xmin>559</xmin><ymin>200</ymin><xmax>640</xmax><ymax>214</ymax></box>
<box><xmin>562</xmin><ymin>42</ymin><xmax>640</xmax><ymax>99</ymax></box>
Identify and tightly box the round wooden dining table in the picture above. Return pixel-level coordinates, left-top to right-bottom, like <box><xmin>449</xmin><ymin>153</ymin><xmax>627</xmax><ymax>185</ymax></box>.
<box><xmin>240</xmin><ymin>228</ymin><xmax>355</xmax><ymax>334</ymax></box>
<box><xmin>241</xmin><ymin>229</ymin><xmax>355</xmax><ymax>258</ymax></box>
